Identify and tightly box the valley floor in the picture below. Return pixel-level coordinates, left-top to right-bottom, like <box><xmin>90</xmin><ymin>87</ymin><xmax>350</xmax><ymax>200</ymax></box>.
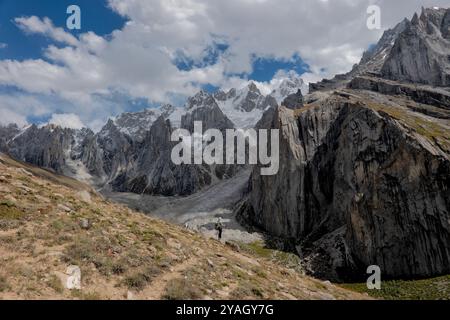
<box><xmin>103</xmin><ymin>168</ymin><xmax>263</xmax><ymax>244</ymax></box>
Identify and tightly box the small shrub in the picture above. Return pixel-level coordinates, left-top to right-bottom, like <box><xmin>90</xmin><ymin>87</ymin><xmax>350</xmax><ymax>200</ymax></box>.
<box><xmin>231</xmin><ymin>284</ymin><xmax>265</xmax><ymax>299</ymax></box>
<box><xmin>163</xmin><ymin>278</ymin><xmax>202</xmax><ymax>300</ymax></box>
<box><xmin>63</xmin><ymin>236</ymin><xmax>95</xmax><ymax>264</ymax></box>
<box><xmin>123</xmin><ymin>273</ymin><xmax>148</xmax><ymax>291</ymax></box>
<box><xmin>251</xmin><ymin>286</ymin><xmax>264</xmax><ymax>298</ymax></box>
<box><xmin>0</xmin><ymin>203</ymin><xmax>25</xmax><ymax>220</ymax></box>
<box><xmin>0</xmin><ymin>275</ymin><xmax>9</xmax><ymax>292</ymax></box>
<box><xmin>48</xmin><ymin>275</ymin><xmax>64</xmax><ymax>294</ymax></box>
<box><xmin>123</xmin><ymin>266</ymin><xmax>161</xmax><ymax>291</ymax></box>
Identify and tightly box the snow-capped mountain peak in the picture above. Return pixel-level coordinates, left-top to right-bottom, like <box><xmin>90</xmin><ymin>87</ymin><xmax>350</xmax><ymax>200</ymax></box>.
<box><xmin>186</xmin><ymin>90</ymin><xmax>217</xmax><ymax>111</ymax></box>
<box><xmin>113</xmin><ymin>104</ymin><xmax>184</xmax><ymax>141</ymax></box>
<box><xmin>270</xmin><ymin>76</ymin><xmax>305</xmax><ymax>104</ymax></box>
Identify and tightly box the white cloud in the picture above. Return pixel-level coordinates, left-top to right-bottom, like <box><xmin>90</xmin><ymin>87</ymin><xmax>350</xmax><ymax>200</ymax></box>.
<box><xmin>15</xmin><ymin>16</ymin><xmax>79</xmax><ymax>46</ymax></box>
<box><xmin>48</xmin><ymin>113</ymin><xmax>85</xmax><ymax>129</ymax></box>
<box><xmin>0</xmin><ymin>108</ymin><xmax>28</xmax><ymax>127</ymax></box>
<box><xmin>0</xmin><ymin>43</ymin><xmax>7</xmax><ymax>49</ymax></box>
<box><xmin>1</xmin><ymin>0</ymin><xmax>449</xmax><ymax>129</ymax></box>
<box><xmin>0</xmin><ymin>93</ymin><xmax>50</xmax><ymax>127</ymax></box>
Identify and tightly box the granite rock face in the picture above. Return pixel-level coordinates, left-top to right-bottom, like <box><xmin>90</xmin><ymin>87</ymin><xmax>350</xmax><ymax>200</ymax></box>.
<box><xmin>106</xmin><ymin>91</ymin><xmax>238</xmax><ymax>196</ymax></box>
<box><xmin>112</xmin><ymin>116</ymin><xmax>213</xmax><ymax>196</ymax></box>
<box><xmin>310</xmin><ymin>7</ymin><xmax>450</xmax><ymax>92</ymax></box>
<box><xmin>0</xmin><ymin>124</ymin><xmax>20</xmax><ymax>152</ymax></box>
<box><xmin>6</xmin><ymin>124</ymin><xmax>80</xmax><ymax>173</ymax></box>
<box><xmin>349</xmin><ymin>75</ymin><xmax>450</xmax><ymax>110</ymax></box>
<box><xmin>182</xmin><ymin>91</ymin><xmax>235</xmax><ymax>132</ymax></box>
<box><xmin>239</xmin><ymin>94</ymin><xmax>450</xmax><ymax>280</ymax></box>
<box><xmin>381</xmin><ymin>8</ymin><xmax>450</xmax><ymax>86</ymax></box>
<box><xmin>81</xmin><ymin>119</ymin><xmax>134</xmax><ymax>184</ymax></box>
<box><xmin>113</xmin><ymin>104</ymin><xmax>183</xmax><ymax>142</ymax></box>
<box><xmin>282</xmin><ymin>89</ymin><xmax>304</xmax><ymax>109</ymax></box>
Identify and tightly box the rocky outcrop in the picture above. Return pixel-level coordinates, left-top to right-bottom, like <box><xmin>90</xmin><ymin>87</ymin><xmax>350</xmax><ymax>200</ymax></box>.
<box><xmin>309</xmin><ymin>74</ymin><xmax>351</xmax><ymax>94</ymax></box>
<box><xmin>113</xmin><ymin>104</ymin><xmax>182</xmax><ymax>142</ymax></box>
<box><xmin>308</xmin><ymin>18</ymin><xmax>408</xmax><ymax>93</ymax></box>
<box><xmin>182</xmin><ymin>91</ymin><xmax>235</xmax><ymax>132</ymax></box>
<box><xmin>0</xmin><ymin>124</ymin><xmax>20</xmax><ymax>152</ymax></box>
<box><xmin>81</xmin><ymin>119</ymin><xmax>134</xmax><ymax>185</ymax></box>
<box><xmin>214</xmin><ymin>83</ymin><xmax>278</xmax><ymax>113</ymax></box>
<box><xmin>112</xmin><ymin>116</ymin><xmax>212</xmax><ymax>196</ymax></box>
<box><xmin>358</xmin><ymin>18</ymin><xmax>409</xmax><ymax>75</ymax></box>
<box><xmin>6</xmin><ymin>124</ymin><xmax>77</xmax><ymax>173</ymax></box>
<box><xmin>282</xmin><ymin>89</ymin><xmax>304</xmax><ymax>109</ymax></box>
<box><xmin>349</xmin><ymin>75</ymin><xmax>450</xmax><ymax>110</ymax></box>
<box><xmin>381</xmin><ymin>8</ymin><xmax>450</xmax><ymax>86</ymax></box>
<box><xmin>310</xmin><ymin>8</ymin><xmax>450</xmax><ymax>92</ymax></box>
<box><xmin>239</xmin><ymin>93</ymin><xmax>450</xmax><ymax>280</ymax></box>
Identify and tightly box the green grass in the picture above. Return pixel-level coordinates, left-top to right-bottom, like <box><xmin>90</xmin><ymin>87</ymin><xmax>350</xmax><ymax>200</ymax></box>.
<box><xmin>239</xmin><ymin>241</ymin><xmax>302</xmax><ymax>272</ymax></box>
<box><xmin>341</xmin><ymin>275</ymin><xmax>450</xmax><ymax>300</ymax></box>
<box><xmin>365</xmin><ymin>102</ymin><xmax>450</xmax><ymax>152</ymax></box>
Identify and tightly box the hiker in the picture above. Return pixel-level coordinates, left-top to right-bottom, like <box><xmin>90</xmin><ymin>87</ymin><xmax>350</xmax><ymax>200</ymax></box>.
<box><xmin>215</xmin><ymin>217</ymin><xmax>223</xmax><ymax>240</ymax></box>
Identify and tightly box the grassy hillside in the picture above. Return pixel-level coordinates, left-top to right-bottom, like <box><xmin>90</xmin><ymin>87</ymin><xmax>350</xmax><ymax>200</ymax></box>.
<box><xmin>0</xmin><ymin>153</ymin><xmax>366</xmax><ymax>300</ymax></box>
<box><xmin>341</xmin><ymin>275</ymin><xmax>450</xmax><ymax>300</ymax></box>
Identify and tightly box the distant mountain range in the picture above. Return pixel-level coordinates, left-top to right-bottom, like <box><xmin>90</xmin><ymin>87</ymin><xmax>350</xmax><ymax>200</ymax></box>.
<box><xmin>0</xmin><ymin>73</ymin><xmax>305</xmax><ymax>196</ymax></box>
<box><xmin>1</xmin><ymin>6</ymin><xmax>449</xmax><ymax>283</ymax></box>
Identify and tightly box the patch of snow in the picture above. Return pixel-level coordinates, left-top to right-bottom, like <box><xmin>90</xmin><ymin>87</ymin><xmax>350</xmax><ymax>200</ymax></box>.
<box><xmin>215</xmin><ymin>97</ymin><xmax>266</xmax><ymax>129</ymax></box>
<box><xmin>10</xmin><ymin>125</ymin><xmax>32</xmax><ymax>142</ymax></box>
<box><xmin>270</xmin><ymin>77</ymin><xmax>305</xmax><ymax>104</ymax></box>
<box><xmin>63</xmin><ymin>150</ymin><xmax>94</xmax><ymax>185</ymax></box>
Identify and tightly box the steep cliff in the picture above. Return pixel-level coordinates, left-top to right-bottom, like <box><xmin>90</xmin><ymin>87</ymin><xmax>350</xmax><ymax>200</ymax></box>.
<box><xmin>6</xmin><ymin>124</ymin><xmax>80</xmax><ymax>174</ymax></box>
<box><xmin>310</xmin><ymin>7</ymin><xmax>450</xmax><ymax>92</ymax></box>
<box><xmin>382</xmin><ymin>8</ymin><xmax>450</xmax><ymax>86</ymax></box>
<box><xmin>111</xmin><ymin>116</ymin><xmax>213</xmax><ymax>196</ymax></box>
<box><xmin>238</xmin><ymin>89</ymin><xmax>450</xmax><ymax>280</ymax></box>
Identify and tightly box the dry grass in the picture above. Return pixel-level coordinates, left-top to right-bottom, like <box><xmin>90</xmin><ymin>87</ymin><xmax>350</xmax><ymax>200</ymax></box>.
<box><xmin>0</xmin><ymin>153</ymin><xmax>367</xmax><ymax>300</ymax></box>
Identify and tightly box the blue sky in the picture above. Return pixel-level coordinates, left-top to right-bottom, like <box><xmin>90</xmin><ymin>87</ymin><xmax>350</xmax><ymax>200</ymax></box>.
<box><xmin>0</xmin><ymin>0</ymin><xmax>309</xmax><ymax>83</ymax></box>
<box><xmin>1</xmin><ymin>0</ymin><xmax>445</xmax><ymax>130</ymax></box>
<box><xmin>0</xmin><ymin>0</ymin><xmax>314</xmax><ymax>128</ymax></box>
<box><xmin>0</xmin><ymin>0</ymin><xmax>126</xmax><ymax>60</ymax></box>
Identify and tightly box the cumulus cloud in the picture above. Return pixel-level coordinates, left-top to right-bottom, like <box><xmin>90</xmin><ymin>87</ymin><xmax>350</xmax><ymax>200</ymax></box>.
<box><xmin>48</xmin><ymin>113</ymin><xmax>85</xmax><ymax>129</ymax></box>
<box><xmin>0</xmin><ymin>0</ymin><xmax>449</xmax><ymax>129</ymax></box>
<box><xmin>0</xmin><ymin>93</ymin><xmax>49</xmax><ymax>127</ymax></box>
<box><xmin>15</xmin><ymin>16</ymin><xmax>79</xmax><ymax>46</ymax></box>
<box><xmin>0</xmin><ymin>108</ymin><xmax>28</xmax><ymax>127</ymax></box>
